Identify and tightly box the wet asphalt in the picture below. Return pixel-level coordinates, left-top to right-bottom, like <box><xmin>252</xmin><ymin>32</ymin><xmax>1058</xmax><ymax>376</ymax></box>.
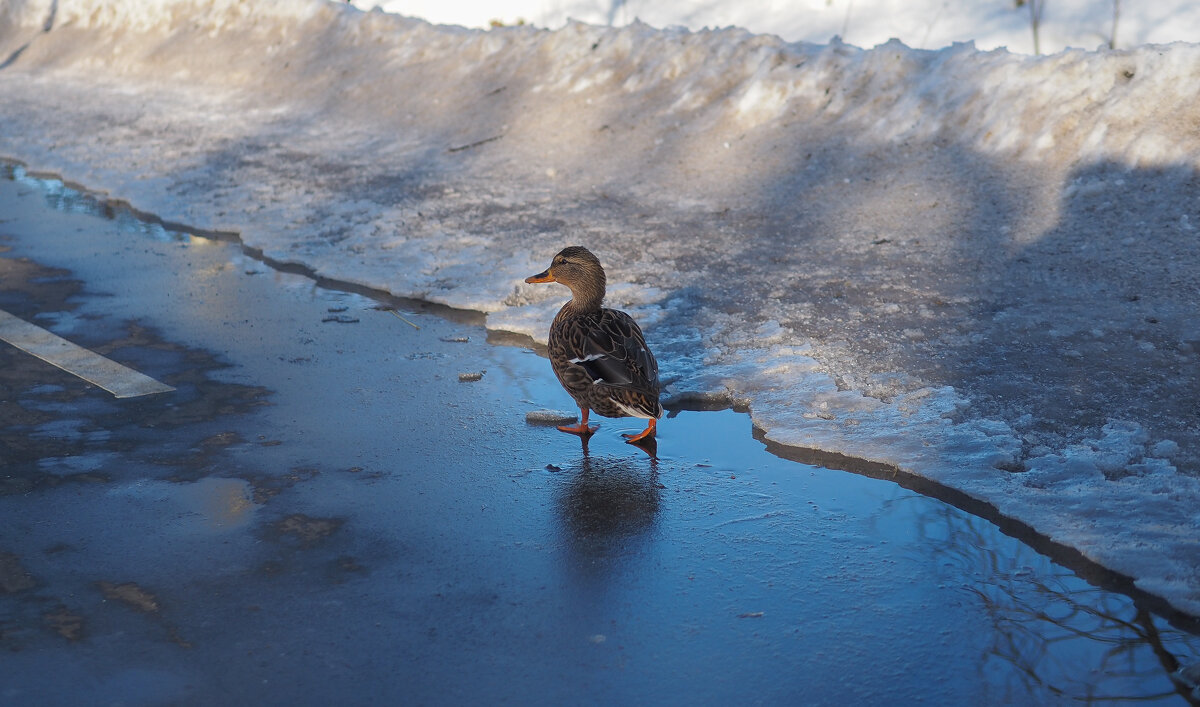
<box><xmin>0</xmin><ymin>167</ymin><xmax>1198</xmax><ymax>705</ymax></box>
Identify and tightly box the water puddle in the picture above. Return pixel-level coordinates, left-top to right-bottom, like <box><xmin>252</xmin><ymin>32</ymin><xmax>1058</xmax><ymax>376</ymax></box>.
<box><xmin>1</xmin><ymin>160</ymin><xmax>1197</xmax><ymax>704</ymax></box>
<box><xmin>108</xmin><ymin>477</ymin><xmax>257</xmax><ymax>533</ymax></box>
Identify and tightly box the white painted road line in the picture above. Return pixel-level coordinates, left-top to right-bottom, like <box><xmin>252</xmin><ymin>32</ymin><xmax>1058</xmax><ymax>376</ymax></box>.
<box><xmin>0</xmin><ymin>309</ymin><xmax>175</xmax><ymax>398</ymax></box>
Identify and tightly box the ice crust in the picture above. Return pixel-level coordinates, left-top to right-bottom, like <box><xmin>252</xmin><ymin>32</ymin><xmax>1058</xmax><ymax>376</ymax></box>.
<box><xmin>0</xmin><ymin>0</ymin><xmax>1198</xmax><ymax>615</ymax></box>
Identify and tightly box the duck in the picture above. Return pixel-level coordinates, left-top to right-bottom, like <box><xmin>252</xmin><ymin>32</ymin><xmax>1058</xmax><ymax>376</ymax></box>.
<box><xmin>524</xmin><ymin>246</ymin><xmax>663</xmax><ymax>444</ymax></box>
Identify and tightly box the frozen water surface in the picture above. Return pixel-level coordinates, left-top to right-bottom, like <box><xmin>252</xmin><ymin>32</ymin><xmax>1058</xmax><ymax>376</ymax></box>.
<box><xmin>2</xmin><ymin>143</ymin><xmax>1200</xmax><ymax>704</ymax></box>
<box><xmin>0</xmin><ymin>0</ymin><xmax>1198</xmax><ymax>618</ymax></box>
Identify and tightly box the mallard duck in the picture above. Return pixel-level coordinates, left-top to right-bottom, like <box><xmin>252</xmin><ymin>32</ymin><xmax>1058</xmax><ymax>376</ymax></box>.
<box><xmin>525</xmin><ymin>246</ymin><xmax>663</xmax><ymax>443</ymax></box>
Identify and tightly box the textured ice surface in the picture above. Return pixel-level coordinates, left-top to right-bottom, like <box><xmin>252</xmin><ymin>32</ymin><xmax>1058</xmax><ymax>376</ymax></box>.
<box><xmin>0</xmin><ymin>0</ymin><xmax>1198</xmax><ymax>615</ymax></box>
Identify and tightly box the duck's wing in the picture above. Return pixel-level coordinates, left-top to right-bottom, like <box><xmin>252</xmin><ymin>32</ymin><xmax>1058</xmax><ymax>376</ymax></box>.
<box><xmin>570</xmin><ymin>309</ymin><xmax>659</xmax><ymax>394</ymax></box>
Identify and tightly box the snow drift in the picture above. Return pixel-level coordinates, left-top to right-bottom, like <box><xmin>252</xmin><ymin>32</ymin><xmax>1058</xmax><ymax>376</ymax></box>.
<box><xmin>0</xmin><ymin>0</ymin><xmax>1198</xmax><ymax>615</ymax></box>
<box><xmin>360</xmin><ymin>0</ymin><xmax>1200</xmax><ymax>57</ymax></box>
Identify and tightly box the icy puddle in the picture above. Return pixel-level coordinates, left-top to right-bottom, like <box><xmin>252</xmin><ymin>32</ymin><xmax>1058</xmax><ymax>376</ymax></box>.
<box><xmin>0</xmin><ymin>164</ymin><xmax>1198</xmax><ymax>704</ymax></box>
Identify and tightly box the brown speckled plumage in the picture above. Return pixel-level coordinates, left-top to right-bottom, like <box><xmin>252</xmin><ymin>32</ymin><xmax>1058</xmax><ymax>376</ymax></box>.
<box><xmin>525</xmin><ymin>246</ymin><xmax>662</xmax><ymax>441</ymax></box>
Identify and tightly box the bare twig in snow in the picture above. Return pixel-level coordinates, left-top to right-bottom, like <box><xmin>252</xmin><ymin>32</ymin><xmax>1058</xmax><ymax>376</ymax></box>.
<box><xmin>389</xmin><ymin>309</ymin><xmax>420</xmax><ymax>329</ymax></box>
<box><xmin>1110</xmin><ymin>0</ymin><xmax>1121</xmax><ymax>49</ymax></box>
<box><xmin>448</xmin><ymin>134</ymin><xmax>504</xmax><ymax>153</ymax></box>
<box><xmin>1014</xmin><ymin>0</ymin><xmax>1045</xmax><ymax>55</ymax></box>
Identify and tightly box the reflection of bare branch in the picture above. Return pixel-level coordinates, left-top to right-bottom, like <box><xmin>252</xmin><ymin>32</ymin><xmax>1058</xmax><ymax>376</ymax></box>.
<box><xmin>758</xmin><ymin>431</ymin><xmax>1198</xmax><ymax>701</ymax></box>
<box><xmin>909</xmin><ymin>502</ymin><xmax>1200</xmax><ymax>703</ymax></box>
<box><xmin>1140</xmin><ymin>609</ymin><xmax>1182</xmax><ymax>674</ymax></box>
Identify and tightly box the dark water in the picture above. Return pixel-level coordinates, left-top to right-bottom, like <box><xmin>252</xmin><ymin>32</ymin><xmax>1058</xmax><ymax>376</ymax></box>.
<box><xmin>0</xmin><ymin>163</ymin><xmax>1197</xmax><ymax>705</ymax></box>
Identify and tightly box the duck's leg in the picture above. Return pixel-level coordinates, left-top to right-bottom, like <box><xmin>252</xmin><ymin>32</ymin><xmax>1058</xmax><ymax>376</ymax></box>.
<box><xmin>558</xmin><ymin>407</ymin><xmax>599</xmax><ymax>436</ymax></box>
<box><xmin>622</xmin><ymin>418</ymin><xmax>657</xmax><ymax>443</ymax></box>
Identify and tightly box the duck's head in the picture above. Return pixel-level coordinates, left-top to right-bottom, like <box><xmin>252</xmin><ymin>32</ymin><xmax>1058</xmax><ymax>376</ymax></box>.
<box><xmin>525</xmin><ymin>246</ymin><xmax>606</xmax><ymax>306</ymax></box>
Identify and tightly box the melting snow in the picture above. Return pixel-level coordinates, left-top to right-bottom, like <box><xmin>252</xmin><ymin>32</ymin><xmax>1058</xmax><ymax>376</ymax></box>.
<box><xmin>1</xmin><ymin>0</ymin><xmax>1199</xmax><ymax>615</ymax></box>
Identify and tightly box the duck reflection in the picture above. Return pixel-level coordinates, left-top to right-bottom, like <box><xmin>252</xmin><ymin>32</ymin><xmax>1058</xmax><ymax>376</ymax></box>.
<box><xmin>556</xmin><ymin>449</ymin><xmax>661</xmax><ymax>572</ymax></box>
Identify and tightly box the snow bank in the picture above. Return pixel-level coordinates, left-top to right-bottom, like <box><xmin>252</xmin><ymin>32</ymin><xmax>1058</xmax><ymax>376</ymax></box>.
<box><xmin>1</xmin><ymin>0</ymin><xmax>1199</xmax><ymax>615</ymax></box>
<box><xmin>361</xmin><ymin>0</ymin><xmax>1200</xmax><ymax>56</ymax></box>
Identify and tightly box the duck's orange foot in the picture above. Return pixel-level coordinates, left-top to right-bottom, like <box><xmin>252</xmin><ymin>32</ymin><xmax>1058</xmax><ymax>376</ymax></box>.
<box><xmin>622</xmin><ymin>419</ymin><xmax>657</xmax><ymax>444</ymax></box>
<box><xmin>557</xmin><ymin>422</ymin><xmax>599</xmax><ymax>436</ymax></box>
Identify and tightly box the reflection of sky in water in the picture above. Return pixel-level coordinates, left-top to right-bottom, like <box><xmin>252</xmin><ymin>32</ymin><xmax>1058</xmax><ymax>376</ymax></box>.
<box><xmin>38</xmin><ymin>451</ymin><xmax>121</xmax><ymax>475</ymax></box>
<box><xmin>107</xmin><ymin>478</ymin><xmax>257</xmax><ymax>533</ymax></box>
<box><xmin>10</xmin><ymin>163</ymin><xmax>192</xmax><ymax>244</ymax></box>
<box><xmin>8</xmin><ymin>163</ymin><xmax>378</xmax><ymax>313</ymax></box>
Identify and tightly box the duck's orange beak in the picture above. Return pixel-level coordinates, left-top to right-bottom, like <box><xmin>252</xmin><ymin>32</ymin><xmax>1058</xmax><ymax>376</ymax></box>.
<box><xmin>525</xmin><ymin>268</ymin><xmax>555</xmax><ymax>284</ymax></box>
